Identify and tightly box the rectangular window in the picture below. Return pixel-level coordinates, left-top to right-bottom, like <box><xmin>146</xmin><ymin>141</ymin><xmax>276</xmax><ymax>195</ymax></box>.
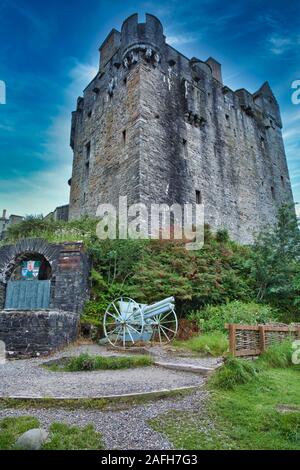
<box><xmin>196</xmin><ymin>190</ymin><xmax>202</xmax><ymax>204</ymax></box>
<box><xmin>85</xmin><ymin>161</ymin><xmax>90</xmax><ymax>177</ymax></box>
<box><xmin>86</xmin><ymin>142</ymin><xmax>91</xmax><ymax>160</ymax></box>
<box><xmin>225</xmin><ymin>114</ymin><xmax>231</xmax><ymax>128</ymax></box>
<box><xmin>182</xmin><ymin>138</ymin><xmax>188</xmax><ymax>159</ymax></box>
<box><xmin>271</xmin><ymin>186</ymin><xmax>275</xmax><ymax>199</ymax></box>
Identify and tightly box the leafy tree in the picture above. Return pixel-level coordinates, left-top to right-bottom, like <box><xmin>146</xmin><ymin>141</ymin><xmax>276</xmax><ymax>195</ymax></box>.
<box><xmin>251</xmin><ymin>204</ymin><xmax>300</xmax><ymax>317</ymax></box>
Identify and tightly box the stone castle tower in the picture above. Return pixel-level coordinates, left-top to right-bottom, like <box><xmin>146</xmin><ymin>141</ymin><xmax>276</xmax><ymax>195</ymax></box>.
<box><xmin>68</xmin><ymin>13</ymin><xmax>294</xmax><ymax>243</ymax></box>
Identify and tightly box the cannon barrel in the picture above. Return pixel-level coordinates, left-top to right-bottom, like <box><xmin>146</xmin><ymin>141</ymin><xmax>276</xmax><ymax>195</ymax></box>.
<box><xmin>143</xmin><ymin>303</ymin><xmax>175</xmax><ymax>320</ymax></box>
<box><xmin>142</xmin><ymin>297</ymin><xmax>174</xmax><ymax>314</ymax></box>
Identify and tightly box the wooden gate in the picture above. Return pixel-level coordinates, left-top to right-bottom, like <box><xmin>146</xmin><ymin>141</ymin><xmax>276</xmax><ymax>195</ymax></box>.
<box><xmin>5</xmin><ymin>280</ymin><xmax>51</xmax><ymax>310</ymax></box>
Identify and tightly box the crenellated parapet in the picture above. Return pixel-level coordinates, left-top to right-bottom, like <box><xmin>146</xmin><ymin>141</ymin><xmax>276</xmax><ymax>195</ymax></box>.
<box><xmin>120</xmin><ymin>13</ymin><xmax>165</xmax><ymax>59</ymax></box>
<box><xmin>235</xmin><ymin>82</ymin><xmax>282</xmax><ymax>129</ymax></box>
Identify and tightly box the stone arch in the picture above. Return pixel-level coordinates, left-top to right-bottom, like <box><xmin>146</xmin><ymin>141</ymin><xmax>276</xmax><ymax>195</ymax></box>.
<box><xmin>0</xmin><ymin>238</ymin><xmax>60</xmax><ymax>284</ymax></box>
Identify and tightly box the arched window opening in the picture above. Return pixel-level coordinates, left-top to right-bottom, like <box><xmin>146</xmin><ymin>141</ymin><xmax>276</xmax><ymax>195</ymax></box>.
<box><xmin>10</xmin><ymin>253</ymin><xmax>52</xmax><ymax>281</ymax></box>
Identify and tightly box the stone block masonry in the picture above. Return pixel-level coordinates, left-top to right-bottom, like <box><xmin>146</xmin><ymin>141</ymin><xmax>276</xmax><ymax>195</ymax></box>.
<box><xmin>68</xmin><ymin>13</ymin><xmax>294</xmax><ymax>244</ymax></box>
<box><xmin>0</xmin><ymin>310</ymin><xmax>79</xmax><ymax>357</ymax></box>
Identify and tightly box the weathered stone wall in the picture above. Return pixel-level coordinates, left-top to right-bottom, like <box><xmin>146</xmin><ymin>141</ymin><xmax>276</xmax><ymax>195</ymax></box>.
<box><xmin>0</xmin><ymin>310</ymin><xmax>79</xmax><ymax>357</ymax></box>
<box><xmin>68</xmin><ymin>13</ymin><xmax>294</xmax><ymax>244</ymax></box>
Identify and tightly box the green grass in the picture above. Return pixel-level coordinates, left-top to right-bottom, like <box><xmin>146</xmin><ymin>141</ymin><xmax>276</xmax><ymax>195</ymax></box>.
<box><xmin>43</xmin><ymin>422</ymin><xmax>103</xmax><ymax>450</ymax></box>
<box><xmin>209</xmin><ymin>356</ymin><xmax>261</xmax><ymax>390</ymax></box>
<box><xmin>44</xmin><ymin>353</ymin><xmax>153</xmax><ymax>372</ymax></box>
<box><xmin>173</xmin><ymin>332</ymin><xmax>228</xmax><ymax>357</ymax></box>
<box><xmin>150</xmin><ymin>365</ymin><xmax>300</xmax><ymax>450</ymax></box>
<box><xmin>0</xmin><ymin>416</ymin><xmax>103</xmax><ymax>450</ymax></box>
<box><xmin>259</xmin><ymin>340</ymin><xmax>295</xmax><ymax>368</ymax></box>
<box><xmin>0</xmin><ymin>416</ymin><xmax>40</xmax><ymax>450</ymax></box>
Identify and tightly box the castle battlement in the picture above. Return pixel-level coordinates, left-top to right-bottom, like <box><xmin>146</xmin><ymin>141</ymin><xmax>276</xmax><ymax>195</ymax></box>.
<box><xmin>68</xmin><ymin>14</ymin><xmax>294</xmax><ymax>243</ymax></box>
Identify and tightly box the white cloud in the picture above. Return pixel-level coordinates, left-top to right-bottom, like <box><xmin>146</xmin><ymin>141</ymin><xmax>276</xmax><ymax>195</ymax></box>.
<box><xmin>268</xmin><ymin>34</ymin><xmax>300</xmax><ymax>55</ymax></box>
<box><xmin>282</xmin><ymin>127</ymin><xmax>300</xmax><ymax>140</ymax></box>
<box><xmin>0</xmin><ymin>166</ymin><xmax>70</xmax><ymax>216</ymax></box>
<box><xmin>166</xmin><ymin>33</ymin><xmax>198</xmax><ymax>46</ymax></box>
<box><xmin>269</xmin><ymin>36</ymin><xmax>292</xmax><ymax>54</ymax></box>
<box><xmin>1</xmin><ymin>59</ymin><xmax>98</xmax><ymax>216</ymax></box>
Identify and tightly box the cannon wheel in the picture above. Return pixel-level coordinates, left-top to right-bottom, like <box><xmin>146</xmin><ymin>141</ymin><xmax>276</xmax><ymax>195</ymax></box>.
<box><xmin>150</xmin><ymin>307</ymin><xmax>178</xmax><ymax>344</ymax></box>
<box><xmin>103</xmin><ymin>297</ymin><xmax>144</xmax><ymax>349</ymax></box>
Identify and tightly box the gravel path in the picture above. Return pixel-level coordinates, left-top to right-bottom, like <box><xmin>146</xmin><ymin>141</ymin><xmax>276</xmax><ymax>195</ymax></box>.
<box><xmin>0</xmin><ymin>389</ymin><xmax>209</xmax><ymax>450</ymax></box>
<box><xmin>0</xmin><ymin>344</ymin><xmax>214</xmax><ymax>449</ymax></box>
<box><xmin>0</xmin><ymin>345</ymin><xmax>206</xmax><ymax>398</ymax></box>
<box><xmin>147</xmin><ymin>345</ymin><xmax>222</xmax><ymax>368</ymax></box>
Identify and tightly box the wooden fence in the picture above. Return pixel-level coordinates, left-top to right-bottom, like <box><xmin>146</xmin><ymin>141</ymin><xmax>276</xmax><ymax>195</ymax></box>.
<box><xmin>226</xmin><ymin>323</ymin><xmax>300</xmax><ymax>357</ymax></box>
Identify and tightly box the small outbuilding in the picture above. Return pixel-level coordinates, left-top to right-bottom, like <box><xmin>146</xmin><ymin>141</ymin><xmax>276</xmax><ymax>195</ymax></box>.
<box><xmin>0</xmin><ymin>238</ymin><xmax>90</xmax><ymax>357</ymax></box>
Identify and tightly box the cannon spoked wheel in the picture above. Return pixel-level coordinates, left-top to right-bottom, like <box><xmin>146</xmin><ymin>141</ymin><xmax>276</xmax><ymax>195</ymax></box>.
<box><xmin>103</xmin><ymin>297</ymin><xmax>144</xmax><ymax>349</ymax></box>
<box><xmin>149</xmin><ymin>306</ymin><xmax>178</xmax><ymax>344</ymax></box>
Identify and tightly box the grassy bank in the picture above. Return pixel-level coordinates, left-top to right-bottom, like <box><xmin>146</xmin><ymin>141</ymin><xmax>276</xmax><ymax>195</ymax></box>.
<box><xmin>43</xmin><ymin>353</ymin><xmax>153</xmax><ymax>372</ymax></box>
<box><xmin>150</xmin><ymin>366</ymin><xmax>300</xmax><ymax>450</ymax></box>
<box><xmin>173</xmin><ymin>332</ymin><xmax>228</xmax><ymax>357</ymax></box>
<box><xmin>150</xmin><ymin>343</ymin><xmax>300</xmax><ymax>449</ymax></box>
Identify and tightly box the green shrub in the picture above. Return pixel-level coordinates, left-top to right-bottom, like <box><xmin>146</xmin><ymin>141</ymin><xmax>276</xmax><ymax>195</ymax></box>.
<box><xmin>209</xmin><ymin>356</ymin><xmax>261</xmax><ymax>390</ymax></box>
<box><xmin>174</xmin><ymin>332</ymin><xmax>228</xmax><ymax>357</ymax></box>
<box><xmin>81</xmin><ymin>269</ymin><xmax>135</xmax><ymax>331</ymax></box>
<box><xmin>215</xmin><ymin>229</ymin><xmax>230</xmax><ymax>243</ymax></box>
<box><xmin>65</xmin><ymin>353</ymin><xmax>153</xmax><ymax>371</ymax></box>
<box><xmin>2</xmin><ymin>215</ymin><xmax>99</xmax><ymax>245</ymax></box>
<box><xmin>188</xmin><ymin>301</ymin><xmax>279</xmax><ymax>333</ymax></box>
<box><xmin>259</xmin><ymin>341</ymin><xmax>294</xmax><ymax>368</ymax></box>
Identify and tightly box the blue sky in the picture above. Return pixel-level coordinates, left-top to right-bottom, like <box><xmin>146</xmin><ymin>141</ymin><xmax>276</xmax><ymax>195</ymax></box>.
<box><xmin>0</xmin><ymin>0</ymin><xmax>299</xmax><ymax>217</ymax></box>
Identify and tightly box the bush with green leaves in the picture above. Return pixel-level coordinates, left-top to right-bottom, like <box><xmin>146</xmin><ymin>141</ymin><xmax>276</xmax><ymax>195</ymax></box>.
<box><xmin>2</xmin><ymin>215</ymin><xmax>99</xmax><ymax>245</ymax></box>
<box><xmin>81</xmin><ymin>270</ymin><xmax>133</xmax><ymax>329</ymax></box>
<box><xmin>188</xmin><ymin>301</ymin><xmax>279</xmax><ymax>333</ymax></box>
